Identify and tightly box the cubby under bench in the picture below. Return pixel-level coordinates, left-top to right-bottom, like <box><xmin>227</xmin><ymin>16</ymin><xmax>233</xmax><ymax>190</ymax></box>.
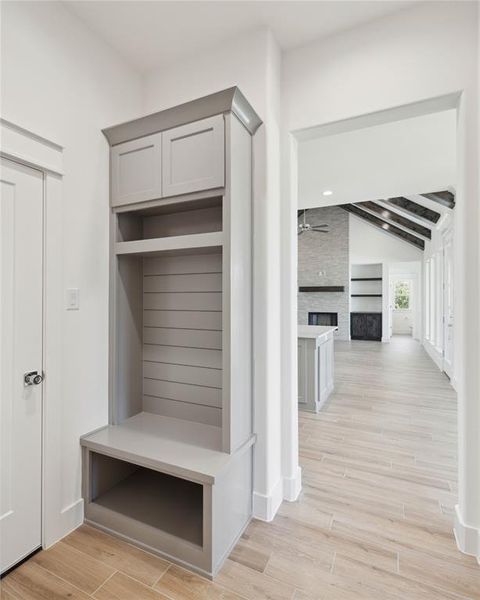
<box><xmin>81</xmin><ymin>412</ymin><xmax>254</xmax><ymax>578</ymax></box>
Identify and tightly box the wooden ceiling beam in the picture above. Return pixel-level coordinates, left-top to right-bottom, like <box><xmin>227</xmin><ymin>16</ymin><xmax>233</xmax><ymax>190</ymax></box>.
<box><xmin>341</xmin><ymin>204</ymin><xmax>425</xmax><ymax>250</ymax></box>
<box><xmin>385</xmin><ymin>197</ymin><xmax>441</xmax><ymax>224</ymax></box>
<box><xmin>421</xmin><ymin>190</ymin><xmax>455</xmax><ymax>209</ymax></box>
<box><xmin>357</xmin><ymin>201</ymin><xmax>431</xmax><ymax>239</ymax></box>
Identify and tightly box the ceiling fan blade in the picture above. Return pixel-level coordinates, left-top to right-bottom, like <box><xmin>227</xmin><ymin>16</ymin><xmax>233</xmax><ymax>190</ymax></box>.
<box><xmin>313</xmin><ymin>229</ymin><xmax>329</xmax><ymax>233</ymax></box>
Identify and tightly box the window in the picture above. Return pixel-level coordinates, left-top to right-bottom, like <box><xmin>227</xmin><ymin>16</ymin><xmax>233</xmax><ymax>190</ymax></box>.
<box><xmin>394</xmin><ymin>280</ymin><xmax>411</xmax><ymax>310</ymax></box>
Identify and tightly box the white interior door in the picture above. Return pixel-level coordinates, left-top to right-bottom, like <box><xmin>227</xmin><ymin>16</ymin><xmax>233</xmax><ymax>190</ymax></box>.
<box><xmin>443</xmin><ymin>229</ymin><xmax>454</xmax><ymax>378</ymax></box>
<box><xmin>1</xmin><ymin>158</ymin><xmax>43</xmax><ymax>573</ymax></box>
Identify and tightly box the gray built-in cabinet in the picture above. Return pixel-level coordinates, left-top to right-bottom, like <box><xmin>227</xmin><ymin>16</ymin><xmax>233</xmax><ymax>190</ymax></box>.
<box><xmin>81</xmin><ymin>88</ymin><xmax>262</xmax><ymax>578</ymax></box>
<box><xmin>111</xmin><ymin>114</ymin><xmax>225</xmax><ymax>207</ymax></box>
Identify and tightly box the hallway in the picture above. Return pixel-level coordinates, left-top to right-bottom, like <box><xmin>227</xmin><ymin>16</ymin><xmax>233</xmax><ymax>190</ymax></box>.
<box><xmin>2</xmin><ymin>338</ymin><xmax>479</xmax><ymax>600</ymax></box>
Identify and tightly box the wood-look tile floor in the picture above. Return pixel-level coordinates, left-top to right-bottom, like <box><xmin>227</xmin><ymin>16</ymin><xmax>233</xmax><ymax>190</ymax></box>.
<box><xmin>2</xmin><ymin>336</ymin><xmax>479</xmax><ymax>599</ymax></box>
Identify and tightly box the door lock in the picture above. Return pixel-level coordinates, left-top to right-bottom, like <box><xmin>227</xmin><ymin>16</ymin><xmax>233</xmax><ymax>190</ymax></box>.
<box><xmin>24</xmin><ymin>371</ymin><xmax>44</xmax><ymax>386</ymax></box>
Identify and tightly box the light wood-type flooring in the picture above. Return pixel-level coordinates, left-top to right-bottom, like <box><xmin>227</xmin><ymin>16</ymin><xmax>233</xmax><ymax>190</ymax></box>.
<box><xmin>2</xmin><ymin>336</ymin><xmax>479</xmax><ymax>599</ymax></box>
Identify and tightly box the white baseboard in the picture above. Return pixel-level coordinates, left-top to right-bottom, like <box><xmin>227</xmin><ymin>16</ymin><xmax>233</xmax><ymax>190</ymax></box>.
<box><xmin>252</xmin><ymin>478</ymin><xmax>283</xmax><ymax>522</ymax></box>
<box><xmin>423</xmin><ymin>339</ymin><xmax>443</xmax><ymax>371</ymax></box>
<box><xmin>454</xmin><ymin>504</ymin><xmax>480</xmax><ymax>559</ymax></box>
<box><xmin>283</xmin><ymin>466</ymin><xmax>302</xmax><ymax>502</ymax></box>
<box><xmin>44</xmin><ymin>498</ymin><xmax>84</xmax><ymax>549</ymax></box>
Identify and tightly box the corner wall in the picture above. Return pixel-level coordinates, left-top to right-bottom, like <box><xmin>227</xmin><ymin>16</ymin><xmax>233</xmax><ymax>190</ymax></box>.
<box><xmin>0</xmin><ymin>0</ymin><xmax>143</xmax><ymax>545</ymax></box>
<box><xmin>144</xmin><ymin>29</ymin><xmax>284</xmax><ymax>520</ymax></box>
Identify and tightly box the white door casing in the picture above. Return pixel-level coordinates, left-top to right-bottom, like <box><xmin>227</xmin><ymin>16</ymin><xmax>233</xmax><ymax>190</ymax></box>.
<box><xmin>0</xmin><ymin>158</ymin><xmax>44</xmax><ymax>572</ymax></box>
<box><xmin>443</xmin><ymin>229</ymin><xmax>454</xmax><ymax>378</ymax></box>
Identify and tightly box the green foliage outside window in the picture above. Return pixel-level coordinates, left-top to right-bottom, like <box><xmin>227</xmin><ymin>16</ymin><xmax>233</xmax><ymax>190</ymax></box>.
<box><xmin>394</xmin><ymin>281</ymin><xmax>410</xmax><ymax>309</ymax></box>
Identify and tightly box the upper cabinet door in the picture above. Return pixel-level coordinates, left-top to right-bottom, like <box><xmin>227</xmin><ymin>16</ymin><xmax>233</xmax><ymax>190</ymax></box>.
<box><xmin>111</xmin><ymin>132</ymin><xmax>162</xmax><ymax>207</ymax></box>
<box><xmin>162</xmin><ymin>115</ymin><xmax>225</xmax><ymax>198</ymax></box>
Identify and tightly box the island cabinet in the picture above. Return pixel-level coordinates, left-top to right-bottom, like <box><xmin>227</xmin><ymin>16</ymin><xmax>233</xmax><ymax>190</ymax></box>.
<box><xmin>297</xmin><ymin>325</ymin><xmax>336</xmax><ymax>413</ymax></box>
<box><xmin>81</xmin><ymin>88</ymin><xmax>262</xmax><ymax>578</ymax></box>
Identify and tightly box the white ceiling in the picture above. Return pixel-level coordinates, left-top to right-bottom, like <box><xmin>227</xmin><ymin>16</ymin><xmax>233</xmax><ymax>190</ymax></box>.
<box><xmin>298</xmin><ymin>109</ymin><xmax>457</xmax><ymax>210</ymax></box>
<box><xmin>64</xmin><ymin>1</ymin><xmax>415</xmax><ymax>73</ymax></box>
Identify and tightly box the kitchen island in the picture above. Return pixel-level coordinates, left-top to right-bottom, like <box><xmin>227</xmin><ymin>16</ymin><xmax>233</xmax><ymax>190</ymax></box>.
<box><xmin>298</xmin><ymin>325</ymin><xmax>337</xmax><ymax>413</ymax></box>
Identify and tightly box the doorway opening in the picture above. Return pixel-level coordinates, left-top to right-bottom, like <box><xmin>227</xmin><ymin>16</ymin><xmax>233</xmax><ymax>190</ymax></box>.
<box><xmin>291</xmin><ymin>98</ymin><xmax>462</xmax><ymax>575</ymax></box>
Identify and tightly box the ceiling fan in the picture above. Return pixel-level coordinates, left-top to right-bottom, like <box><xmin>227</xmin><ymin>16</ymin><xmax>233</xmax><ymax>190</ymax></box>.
<box><xmin>298</xmin><ymin>209</ymin><xmax>329</xmax><ymax>235</ymax></box>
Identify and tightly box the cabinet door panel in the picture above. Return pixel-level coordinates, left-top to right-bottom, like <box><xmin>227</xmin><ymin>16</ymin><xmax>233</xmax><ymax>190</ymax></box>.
<box><xmin>162</xmin><ymin>115</ymin><xmax>224</xmax><ymax>197</ymax></box>
<box><xmin>366</xmin><ymin>314</ymin><xmax>382</xmax><ymax>341</ymax></box>
<box><xmin>111</xmin><ymin>133</ymin><xmax>162</xmax><ymax>207</ymax></box>
<box><xmin>351</xmin><ymin>314</ymin><xmax>367</xmax><ymax>339</ymax></box>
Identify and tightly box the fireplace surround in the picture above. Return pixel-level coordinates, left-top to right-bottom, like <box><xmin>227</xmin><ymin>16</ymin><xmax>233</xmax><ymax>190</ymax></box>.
<box><xmin>308</xmin><ymin>312</ymin><xmax>338</xmax><ymax>327</ymax></box>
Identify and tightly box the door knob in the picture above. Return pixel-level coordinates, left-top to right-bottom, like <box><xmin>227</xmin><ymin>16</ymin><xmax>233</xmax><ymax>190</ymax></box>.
<box><xmin>24</xmin><ymin>371</ymin><xmax>44</xmax><ymax>386</ymax></box>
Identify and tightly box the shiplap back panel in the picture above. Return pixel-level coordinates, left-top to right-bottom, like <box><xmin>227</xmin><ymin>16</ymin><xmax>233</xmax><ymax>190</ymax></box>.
<box><xmin>143</xmin><ymin>205</ymin><xmax>222</xmax><ymax>239</ymax></box>
<box><xmin>142</xmin><ymin>251</ymin><xmax>222</xmax><ymax>426</ymax></box>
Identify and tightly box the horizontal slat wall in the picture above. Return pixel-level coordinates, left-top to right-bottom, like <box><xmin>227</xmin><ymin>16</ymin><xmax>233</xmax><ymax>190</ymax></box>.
<box><xmin>144</xmin><ymin>292</ymin><xmax>222</xmax><ymax>311</ymax></box>
<box><xmin>142</xmin><ymin>251</ymin><xmax>222</xmax><ymax>426</ymax></box>
<box><xmin>142</xmin><ymin>205</ymin><xmax>222</xmax><ymax>239</ymax></box>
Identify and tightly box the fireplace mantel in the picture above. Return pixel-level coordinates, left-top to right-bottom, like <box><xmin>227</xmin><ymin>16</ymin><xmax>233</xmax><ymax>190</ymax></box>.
<box><xmin>298</xmin><ymin>286</ymin><xmax>345</xmax><ymax>292</ymax></box>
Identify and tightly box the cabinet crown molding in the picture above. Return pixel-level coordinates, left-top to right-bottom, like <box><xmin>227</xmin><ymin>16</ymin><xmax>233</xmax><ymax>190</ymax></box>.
<box><xmin>103</xmin><ymin>86</ymin><xmax>262</xmax><ymax>146</ymax></box>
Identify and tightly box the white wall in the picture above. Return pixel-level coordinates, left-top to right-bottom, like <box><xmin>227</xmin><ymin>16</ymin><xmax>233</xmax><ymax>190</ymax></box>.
<box><xmin>392</xmin><ymin>310</ymin><xmax>413</xmax><ymax>335</ymax></box>
<box><xmin>144</xmin><ymin>29</ymin><xmax>284</xmax><ymax>520</ymax></box>
<box><xmin>1</xmin><ymin>1</ymin><xmax>143</xmax><ymax>544</ymax></box>
<box><xmin>349</xmin><ymin>215</ymin><xmax>423</xmax><ymax>264</ymax></box>
<box><xmin>280</xmin><ymin>0</ymin><xmax>479</xmax><ymax>556</ymax></box>
<box><xmin>298</xmin><ymin>110</ymin><xmax>456</xmax><ymax>209</ymax></box>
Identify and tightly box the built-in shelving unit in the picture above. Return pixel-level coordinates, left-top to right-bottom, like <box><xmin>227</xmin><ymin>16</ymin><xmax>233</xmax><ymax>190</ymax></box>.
<box><xmin>350</xmin><ymin>264</ymin><xmax>384</xmax><ymax>340</ymax></box>
<box><xmin>80</xmin><ymin>88</ymin><xmax>260</xmax><ymax>579</ymax></box>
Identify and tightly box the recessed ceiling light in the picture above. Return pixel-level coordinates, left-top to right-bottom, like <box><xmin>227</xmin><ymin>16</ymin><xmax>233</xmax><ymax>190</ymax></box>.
<box><xmin>323</xmin><ymin>190</ymin><xmax>333</xmax><ymax>196</ymax></box>
<box><xmin>382</xmin><ymin>223</ymin><xmax>390</xmax><ymax>230</ymax></box>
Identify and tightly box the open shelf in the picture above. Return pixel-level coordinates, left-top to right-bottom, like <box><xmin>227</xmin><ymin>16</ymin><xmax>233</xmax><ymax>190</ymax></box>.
<box><xmin>116</xmin><ymin>199</ymin><xmax>222</xmax><ymax>242</ymax></box>
<box><xmin>351</xmin><ymin>277</ymin><xmax>382</xmax><ymax>281</ymax></box>
<box><xmin>115</xmin><ymin>231</ymin><xmax>223</xmax><ymax>256</ymax></box>
<box><xmin>91</xmin><ymin>454</ymin><xmax>203</xmax><ymax>547</ymax></box>
<box><xmin>81</xmin><ymin>412</ymin><xmax>254</xmax><ymax>485</ymax></box>
<box><xmin>115</xmin><ymin>195</ymin><xmax>222</xmax><ymax>216</ymax></box>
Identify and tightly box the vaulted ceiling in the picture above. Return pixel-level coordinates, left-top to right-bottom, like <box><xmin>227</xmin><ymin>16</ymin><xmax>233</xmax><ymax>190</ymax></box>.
<box><xmin>64</xmin><ymin>1</ymin><xmax>415</xmax><ymax>72</ymax></box>
<box><xmin>338</xmin><ymin>190</ymin><xmax>455</xmax><ymax>250</ymax></box>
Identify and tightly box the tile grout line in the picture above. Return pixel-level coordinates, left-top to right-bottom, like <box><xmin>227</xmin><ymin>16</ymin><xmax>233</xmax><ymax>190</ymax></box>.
<box><xmin>151</xmin><ymin>563</ymin><xmax>172</xmax><ymax>588</ymax></box>
<box><xmin>89</xmin><ymin>570</ymin><xmax>118</xmax><ymax>597</ymax></box>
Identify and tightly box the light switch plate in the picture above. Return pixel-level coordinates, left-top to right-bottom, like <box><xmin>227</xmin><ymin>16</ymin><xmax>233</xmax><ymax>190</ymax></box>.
<box><xmin>66</xmin><ymin>288</ymin><xmax>80</xmax><ymax>310</ymax></box>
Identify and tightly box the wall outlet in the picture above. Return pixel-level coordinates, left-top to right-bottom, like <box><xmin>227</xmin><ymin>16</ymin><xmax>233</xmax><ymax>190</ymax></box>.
<box><xmin>66</xmin><ymin>288</ymin><xmax>80</xmax><ymax>310</ymax></box>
